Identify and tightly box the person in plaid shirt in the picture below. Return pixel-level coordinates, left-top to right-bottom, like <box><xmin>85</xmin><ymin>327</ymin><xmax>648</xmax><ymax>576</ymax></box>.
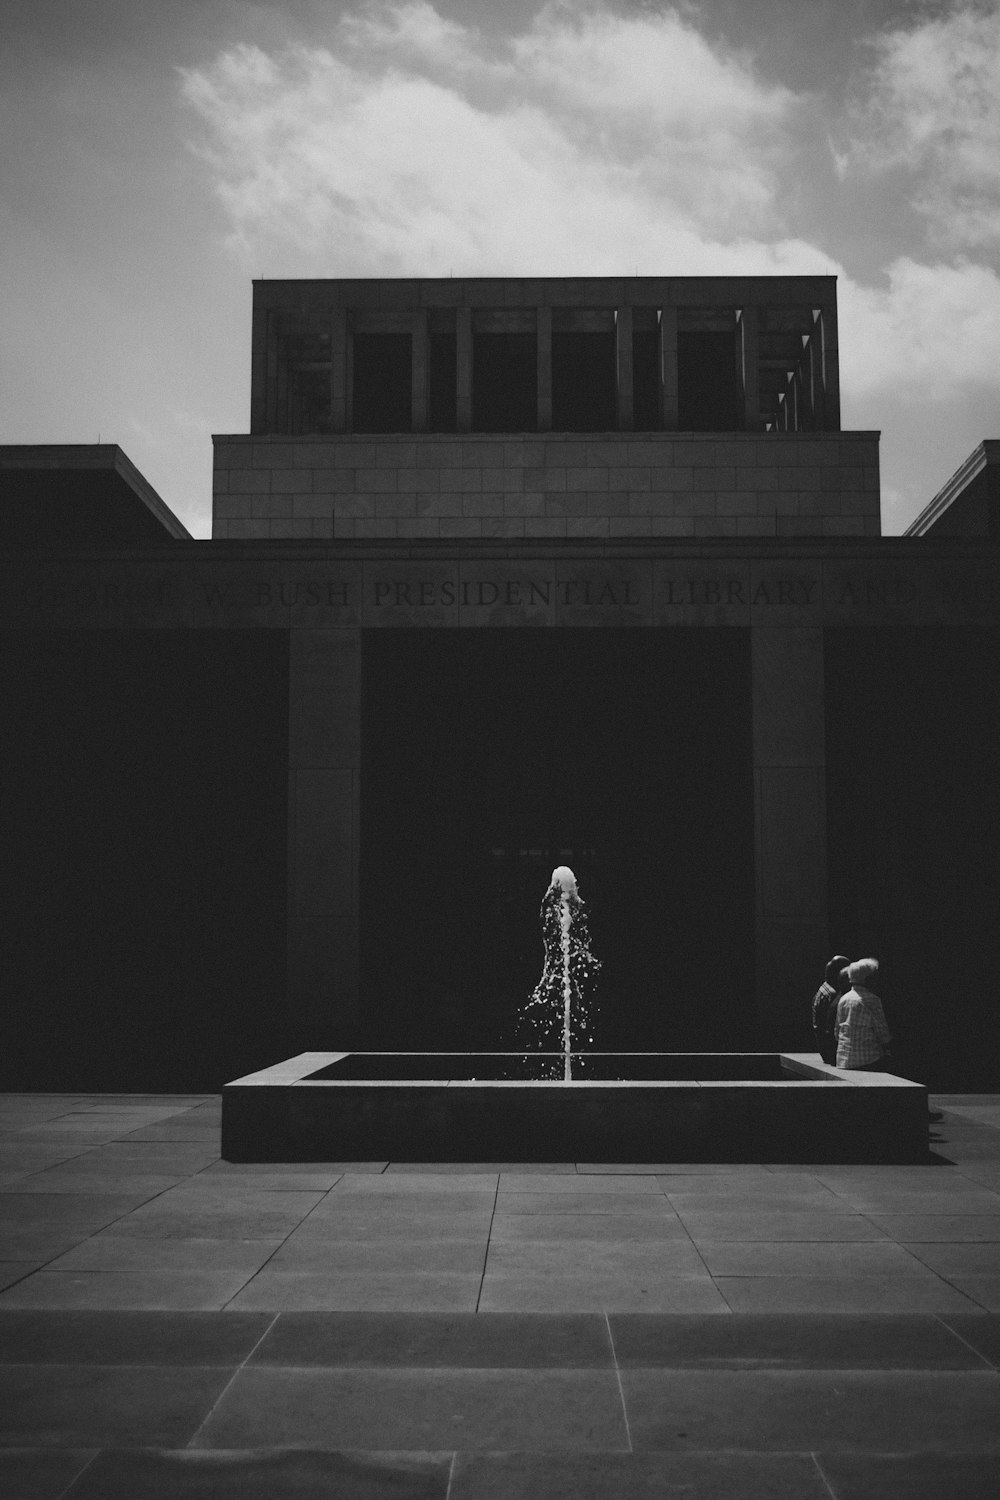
<box><xmin>835</xmin><ymin>957</ymin><xmax>892</xmax><ymax>1070</ymax></box>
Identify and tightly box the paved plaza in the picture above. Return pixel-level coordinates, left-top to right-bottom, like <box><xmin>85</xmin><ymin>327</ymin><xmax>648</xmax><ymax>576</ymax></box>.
<box><xmin>1</xmin><ymin>1091</ymin><xmax>999</xmax><ymax>1496</ymax></box>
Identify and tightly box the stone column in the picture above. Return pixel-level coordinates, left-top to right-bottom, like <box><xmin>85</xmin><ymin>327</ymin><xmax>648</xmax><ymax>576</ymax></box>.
<box><xmin>263</xmin><ymin>309</ymin><xmax>279</xmax><ymax>433</ymax></box>
<box><xmin>660</xmin><ymin>306</ymin><xmax>678</xmax><ymax>430</ymax></box>
<box><xmin>751</xmin><ymin>627</ymin><xmax>828</xmax><ymax>1047</ymax></box>
<box><xmin>616</xmin><ymin>305</ymin><xmax>633</xmax><ymax>430</ymax></box>
<box><xmin>817</xmin><ymin>306</ymin><xmax>841</xmax><ymax>431</ymax></box>
<box><xmin>456</xmin><ymin>306</ymin><xmax>473</xmax><ymax>432</ymax></box>
<box><xmin>537</xmin><ymin>306</ymin><xmax>552</xmax><ymax>432</ymax></box>
<box><xmin>286</xmin><ymin>629</ymin><xmax>361</xmax><ymax>1046</ymax></box>
<box><xmin>739</xmin><ymin>306</ymin><xmax>760</xmax><ymax>431</ymax></box>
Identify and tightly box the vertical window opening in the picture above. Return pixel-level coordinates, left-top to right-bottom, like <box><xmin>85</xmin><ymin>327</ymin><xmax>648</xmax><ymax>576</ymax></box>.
<box><xmin>472</xmin><ymin>332</ymin><xmax>536</xmax><ymax>431</ymax></box>
<box><xmin>429</xmin><ymin>314</ymin><xmax>457</xmax><ymax>432</ymax></box>
<box><xmin>677</xmin><ymin>329</ymin><xmax>740</xmax><ymax>430</ymax></box>
<box><xmin>552</xmin><ymin>330</ymin><xmax>616</xmax><ymax>431</ymax></box>
<box><xmin>352</xmin><ymin>332</ymin><xmax>412</xmax><ymax>433</ymax></box>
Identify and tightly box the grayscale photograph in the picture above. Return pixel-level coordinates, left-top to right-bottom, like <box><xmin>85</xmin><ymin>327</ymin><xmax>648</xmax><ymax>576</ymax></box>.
<box><xmin>2</xmin><ymin>2</ymin><xmax>999</xmax><ymax>1496</ymax></box>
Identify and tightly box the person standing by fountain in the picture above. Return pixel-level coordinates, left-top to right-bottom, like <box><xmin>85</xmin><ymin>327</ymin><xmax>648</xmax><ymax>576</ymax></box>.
<box><xmin>518</xmin><ymin>866</ymin><xmax>601</xmax><ymax>1071</ymax></box>
<box><xmin>812</xmin><ymin>954</ymin><xmax>850</xmax><ymax>1065</ymax></box>
<box><xmin>835</xmin><ymin>958</ymin><xmax>892</xmax><ymax>1071</ymax></box>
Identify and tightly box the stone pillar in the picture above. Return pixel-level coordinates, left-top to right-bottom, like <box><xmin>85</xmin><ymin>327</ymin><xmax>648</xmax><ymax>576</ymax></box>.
<box><xmin>286</xmin><ymin>629</ymin><xmax>361</xmax><ymax>1046</ymax></box>
<box><xmin>264</xmin><ymin>309</ymin><xmax>279</xmax><ymax>433</ymax></box>
<box><xmin>250</xmin><ymin>307</ymin><xmax>268</xmax><ymax>435</ymax></box>
<box><xmin>739</xmin><ymin>306</ymin><xmax>760</xmax><ymax>431</ymax></box>
<box><xmin>456</xmin><ymin>306</ymin><xmax>473</xmax><ymax>432</ymax></box>
<box><xmin>751</xmin><ymin>627</ymin><xmax>828</xmax><ymax>1047</ymax></box>
<box><xmin>411</xmin><ymin>309</ymin><xmax>429</xmax><ymax>433</ymax></box>
<box><xmin>660</xmin><ymin>306</ymin><xmax>678</xmax><ymax>430</ymax></box>
<box><xmin>537</xmin><ymin>306</ymin><xmax>552</xmax><ymax>432</ymax></box>
<box><xmin>817</xmin><ymin>306</ymin><xmax>841</xmax><ymax>431</ymax></box>
<box><xmin>616</xmin><ymin>305</ymin><xmax>633</xmax><ymax>430</ymax></box>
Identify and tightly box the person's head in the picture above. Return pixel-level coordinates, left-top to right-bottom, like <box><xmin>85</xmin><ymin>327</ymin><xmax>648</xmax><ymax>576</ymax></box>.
<box><xmin>550</xmin><ymin>865</ymin><xmax>579</xmax><ymax>900</ymax></box>
<box><xmin>847</xmin><ymin>957</ymin><xmax>879</xmax><ymax>987</ymax></box>
<box><xmin>825</xmin><ymin>954</ymin><xmax>850</xmax><ymax>987</ymax></box>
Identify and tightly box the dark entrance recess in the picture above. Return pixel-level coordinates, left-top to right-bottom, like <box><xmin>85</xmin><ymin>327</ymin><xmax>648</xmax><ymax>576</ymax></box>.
<box><xmin>360</xmin><ymin>629</ymin><xmax>753</xmax><ymax>1051</ymax></box>
<box><xmin>352</xmin><ymin>332</ymin><xmax>412</xmax><ymax>433</ymax></box>
<box><xmin>825</xmin><ymin>628</ymin><xmax>1000</xmax><ymax>1092</ymax></box>
<box><xmin>1</xmin><ymin>630</ymin><xmax>288</xmax><ymax>1091</ymax></box>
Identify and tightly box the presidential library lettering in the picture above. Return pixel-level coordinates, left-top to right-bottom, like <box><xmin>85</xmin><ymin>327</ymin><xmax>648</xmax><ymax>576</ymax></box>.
<box><xmin>3</xmin><ymin>277</ymin><xmax>998</xmax><ymax>1092</ymax></box>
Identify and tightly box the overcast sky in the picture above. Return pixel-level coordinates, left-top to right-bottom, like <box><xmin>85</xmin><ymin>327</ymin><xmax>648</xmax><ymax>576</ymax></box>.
<box><xmin>3</xmin><ymin>0</ymin><xmax>999</xmax><ymax>536</ymax></box>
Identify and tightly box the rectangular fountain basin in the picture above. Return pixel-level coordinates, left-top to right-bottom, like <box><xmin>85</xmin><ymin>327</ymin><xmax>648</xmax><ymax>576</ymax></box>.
<box><xmin>222</xmin><ymin>1052</ymin><xmax>930</xmax><ymax>1164</ymax></box>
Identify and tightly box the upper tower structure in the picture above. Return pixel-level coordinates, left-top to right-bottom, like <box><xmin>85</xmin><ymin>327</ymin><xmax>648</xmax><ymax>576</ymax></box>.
<box><xmin>213</xmin><ymin>275</ymin><xmax>879</xmax><ymax>540</ymax></box>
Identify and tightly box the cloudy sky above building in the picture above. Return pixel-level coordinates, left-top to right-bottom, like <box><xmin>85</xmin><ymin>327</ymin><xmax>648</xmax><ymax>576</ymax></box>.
<box><xmin>3</xmin><ymin>0</ymin><xmax>999</xmax><ymax>536</ymax></box>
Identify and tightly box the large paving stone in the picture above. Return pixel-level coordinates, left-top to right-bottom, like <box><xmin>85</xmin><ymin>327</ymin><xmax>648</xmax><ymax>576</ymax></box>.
<box><xmin>489</xmin><ymin>1212</ymin><xmax>686</xmax><ymax>1242</ymax></box>
<box><xmin>333</xmin><ymin>1175</ymin><xmax>498</xmax><ymax>1195</ymax></box>
<box><xmin>195</xmin><ymin>1367</ymin><xmax>629</xmax><ymax>1450</ymax></box>
<box><xmin>0</xmin><ymin>1309</ymin><xmax>271</xmax><ymax>1364</ymax></box>
<box><xmin>947</xmin><ymin>1277</ymin><xmax>1000</xmax><ymax>1310</ymax></box>
<box><xmin>608</xmin><ymin>1312</ymin><xmax>987</xmax><ymax>1368</ymax></box>
<box><xmin>816</xmin><ymin>1452</ymin><xmax>1000</xmax><ymax>1498</ymax></box>
<box><xmin>716</xmin><ymin>1276</ymin><xmax>983</xmax><ymax>1313</ymax></box>
<box><xmin>484</xmin><ymin>1240</ymin><xmax>707</xmax><ymax>1275</ymax></box>
<box><xmin>679</xmin><ymin>1211</ymin><xmax>886</xmax><ymax>1242</ymax></box>
<box><xmin>0</xmin><ymin>1365</ymin><xmax>234</xmax><ymax>1447</ymax></box>
<box><xmin>937</xmin><ymin>1313</ymin><xmax>1000</xmax><ymax>1366</ymax></box>
<box><xmin>449</xmin><ymin>1451</ymin><xmax>831</xmax><ymax>1499</ymax></box>
<box><xmin>226</xmin><ymin>1270</ymin><xmax>482</xmax><ymax>1312</ymax></box>
<box><xmin>0</xmin><ymin>1447</ymin><xmax>95</xmax><ymax>1500</ymax></box>
<box><xmin>63</xmin><ymin>1447</ymin><xmax>452</xmax><ymax>1499</ymax></box>
<box><xmin>44</xmin><ymin>1236</ymin><xmax>283</xmax><ymax>1274</ymax></box>
<box><xmin>311</xmin><ymin>1192</ymin><xmax>494</xmax><ymax>1216</ymax></box>
<box><xmin>267</xmin><ymin>1239</ymin><xmax>486</xmax><ymax>1273</ymax></box>
<box><xmin>251</xmin><ymin>1311</ymin><xmax>613</xmax><ymax>1368</ymax></box>
<box><xmin>0</xmin><ymin>1194</ymin><xmax>148</xmax><ymax>1226</ymax></box>
<box><xmin>499</xmin><ymin>1174</ymin><xmax>661</xmax><ymax>1194</ymax></box>
<box><xmin>866</xmin><ymin>1214</ymin><xmax>1000</xmax><ymax>1240</ymax></box>
<box><xmin>100</xmin><ymin>1207</ymin><xmax>315</xmax><ymax>1240</ymax></box>
<box><xmin>622</xmin><ymin>1369</ymin><xmax>1000</xmax><ymax>1451</ymax></box>
<box><xmin>695</xmin><ymin>1241</ymin><xmax>939</xmax><ymax>1276</ymax></box>
<box><xmin>7</xmin><ymin>1173</ymin><xmax>186</xmax><ymax>1197</ymax></box>
<box><xmin>496</xmin><ymin>1193</ymin><xmax>675</xmax><ymax>1216</ymax></box>
<box><xmin>0</xmin><ymin>1269</ymin><xmax>260</xmax><ymax>1310</ymax></box>
<box><xmin>478</xmin><ymin>1273</ymin><xmax>729</xmax><ymax>1314</ymax></box>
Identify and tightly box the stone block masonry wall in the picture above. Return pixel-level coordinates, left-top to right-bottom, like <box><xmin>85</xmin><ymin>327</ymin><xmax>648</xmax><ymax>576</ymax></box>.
<box><xmin>213</xmin><ymin>432</ymin><xmax>881</xmax><ymax>540</ymax></box>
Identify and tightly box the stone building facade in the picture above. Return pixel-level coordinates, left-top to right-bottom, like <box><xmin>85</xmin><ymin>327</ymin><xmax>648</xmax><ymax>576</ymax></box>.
<box><xmin>213</xmin><ymin>276</ymin><xmax>878</xmax><ymax>542</ymax></box>
<box><xmin>2</xmin><ymin>277</ymin><xmax>998</xmax><ymax>1093</ymax></box>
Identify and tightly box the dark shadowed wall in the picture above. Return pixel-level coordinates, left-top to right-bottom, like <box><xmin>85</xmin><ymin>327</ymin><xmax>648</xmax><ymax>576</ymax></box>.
<box><xmin>360</xmin><ymin>628</ymin><xmax>754</xmax><ymax>1052</ymax></box>
<box><xmin>1</xmin><ymin>629</ymin><xmax>288</xmax><ymax>1091</ymax></box>
<box><xmin>825</xmin><ymin>628</ymin><xmax>1000</xmax><ymax>1091</ymax></box>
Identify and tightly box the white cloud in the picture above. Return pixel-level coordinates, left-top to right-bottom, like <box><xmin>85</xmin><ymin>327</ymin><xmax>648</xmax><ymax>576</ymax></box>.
<box><xmin>840</xmin><ymin>258</ymin><xmax>1000</xmax><ymax>397</ymax></box>
<box><xmin>839</xmin><ymin>6</ymin><xmax>1000</xmax><ymax>252</ymax></box>
<box><xmin>179</xmin><ymin>2</ymin><xmax>801</xmax><ymax>271</ymax></box>
<box><xmin>178</xmin><ymin>0</ymin><xmax>1000</xmax><ymax>529</ymax></box>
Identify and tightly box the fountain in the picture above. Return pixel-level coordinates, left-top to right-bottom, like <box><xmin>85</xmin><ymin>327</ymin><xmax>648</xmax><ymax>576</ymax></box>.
<box><xmin>222</xmin><ymin>869</ymin><xmax>930</xmax><ymax>1164</ymax></box>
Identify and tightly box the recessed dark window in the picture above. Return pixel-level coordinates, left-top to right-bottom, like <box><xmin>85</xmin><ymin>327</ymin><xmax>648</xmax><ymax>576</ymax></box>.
<box><xmin>473</xmin><ymin>332</ymin><xmax>536</xmax><ymax>431</ymax></box>
<box><xmin>552</xmin><ymin>331</ymin><xmax>616</xmax><ymax>431</ymax></box>
<box><xmin>677</xmin><ymin>330</ymin><xmax>740</xmax><ymax>431</ymax></box>
<box><xmin>353</xmin><ymin>332</ymin><xmax>412</xmax><ymax>433</ymax></box>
